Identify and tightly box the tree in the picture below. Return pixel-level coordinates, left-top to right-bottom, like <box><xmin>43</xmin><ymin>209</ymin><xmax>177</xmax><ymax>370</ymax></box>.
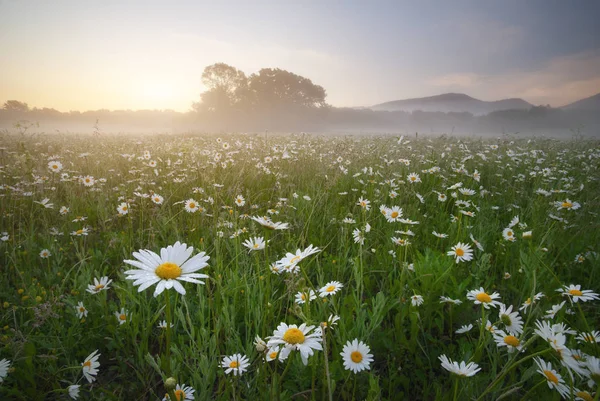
<box><xmin>3</xmin><ymin>100</ymin><xmax>29</xmax><ymax>112</ymax></box>
<box><xmin>247</xmin><ymin>68</ymin><xmax>327</xmax><ymax>110</ymax></box>
<box><xmin>198</xmin><ymin>63</ymin><xmax>248</xmax><ymax>109</ymax></box>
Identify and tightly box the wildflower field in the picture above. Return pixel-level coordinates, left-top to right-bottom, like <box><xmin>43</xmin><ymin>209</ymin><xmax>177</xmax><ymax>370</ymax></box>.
<box><xmin>0</xmin><ymin>131</ymin><xmax>599</xmax><ymax>400</ymax></box>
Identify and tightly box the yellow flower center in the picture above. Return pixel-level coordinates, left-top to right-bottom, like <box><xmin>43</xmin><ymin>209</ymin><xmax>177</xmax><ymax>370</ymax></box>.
<box><xmin>391</xmin><ymin>211</ymin><xmax>399</xmax><ymax>218</ymax></box>
<box><xmin>83</xmin><ymin>361</ymin><xmax>91</xmax><ymax>368</ymax></box>
<box><xmin>561</xmin><ymin>202</ymin><xmax>572</xmax><ymax>208</ymax></box>
<box><xmin>155</xmin><ymin>262</ymin><xmax>182</xmax><ymax>280</ymax></box>
<box><xmin>575</xmin><ymin>391</ymin><xmax>593</xmax><ymax>401</ymax></box>
<box><xmin>164</xmin><ymin>389</ymin><xmax>185</xmax><ymax>401</ymax></box>
<box><xmin>290</xmin><ymin>255</ymin><xmax>301</xmax><ymax>264</ymax></box>
<box><xmin>269</xmin><ymin>351</ymin><xmax>278</xmax><ymax>359</ymax></box>
<box><xmin>282</xmin><ymin>328</ymin><xmax>305</xmax><ymax>344</ymax></box>
<box><xmin>569</xmin><ymin>289</ymin><xmax>583</xmax><ymax>296</ymax></box>
<box><xmin>503</xmin><ymin>335</ymin><xmax>520</xmax><ymax>347</ymax></box>
<box><xmin>455</xmin><ymin>248</ymin><xmax>465</xmax><ymax>256</ymax></box>
<box><xmin>543</xmin><ymin>370</ymin><xmax>559</xmax><ymax>385</ymax></box>
<box><xmin>122</xmin><ymin>206</ymin><xmax>127</xmax><ymax>211</ymax></box>
<box><xmin>525</xmin><ymin>298</ymin><xmax>531</xmax><ymax>305</ymax></box>
<box><xmin>253</xmin><ymin>243</ymin><xmax>259</xmax><ymax>248</ymax></box>
<box><xmin>584</xmin><ymin>334</ymin><xmax>594</xmax><ymax>342</ymax></box>
<box><xmin>52</xmin><ymin>165</ymin><xmax>58</xmax><ymax>169</ymax></box>
<box><xmin>326</xmin><ymin>285</ymin><xmax>335</xmax><ymax>293</ymax></box>
<box><xmin>119</xmin><ymin>314</ymin><xmax>126</xmax><ymax>321</ymax></box>
<box><xmin>506</xmin><ymin>231</ymin><xmax>513</xmax><ymax>236</ymax></box>
<box><xmin>229</xmin><ymin>360</ymin><xmax>239</xmax><ymax>368</ymax></box>
<box><xmin>300</xmin><ymin>293</ymin><xmax>306</xmax><ymax>300</ymax></box>
<box><xmin>350</xmin><ymin>351</ymin><xmax>363</xmax><ymax>363</ymax></box>
<box><xmin>76</xmin><ymin>229</ymin><xmax>84</xmax><ymax>235</ymax></box>
<box><xmin>476</xmin><ymin>292</ymin><xmax>492</xmax><ymax>303</ymax></box>
<box><xmin>189</xmin><ymin>203</ymin><xmax>196</xmax><ymax>209</ymax></box>
<box><xmin>79</xmin><ymin>307</ymin><xmax>85</xmax><ymax>312</ymax></box>
<box><xmin>95</xmin><ymin>284</ymin><xmax>104</xmax><ymax>290</ymax></box>
<box><xmin>410</xmin><ymin>176</ymin><xmax>416</xmax><ymax>181</ymax></box>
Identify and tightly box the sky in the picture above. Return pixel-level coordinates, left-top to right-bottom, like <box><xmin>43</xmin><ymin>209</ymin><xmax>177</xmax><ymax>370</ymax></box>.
<box><xmin>1</xmin><ymin>0</ymin><xmax>599</xmax><ymax>112</ymax></box>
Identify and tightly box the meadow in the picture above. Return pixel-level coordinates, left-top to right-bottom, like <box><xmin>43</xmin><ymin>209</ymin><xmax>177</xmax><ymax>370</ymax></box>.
<box><xmin>0</xmin><ymin>131</ymin><xmax>599</xmax><ymax>400</ymax></box>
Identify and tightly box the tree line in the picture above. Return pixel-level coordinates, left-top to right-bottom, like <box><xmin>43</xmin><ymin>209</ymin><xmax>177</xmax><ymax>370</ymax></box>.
<box><xmin>1</xmin><ymin>63</ymin><xmax>599</xmax><ymax>135</ymax></box>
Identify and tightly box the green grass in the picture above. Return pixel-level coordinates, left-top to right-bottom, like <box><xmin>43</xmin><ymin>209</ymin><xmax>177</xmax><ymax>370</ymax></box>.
<box><xmin>0</xmin><ymin>131</ymin><xmax>599</xmax><ymax>400</ymax></box>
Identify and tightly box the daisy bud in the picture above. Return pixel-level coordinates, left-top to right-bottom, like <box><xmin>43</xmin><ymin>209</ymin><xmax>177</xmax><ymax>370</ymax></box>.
<box><xmin>164</xmin><ymin>377</ymin><xmax>177</xmax><ymax>391</ymax></box>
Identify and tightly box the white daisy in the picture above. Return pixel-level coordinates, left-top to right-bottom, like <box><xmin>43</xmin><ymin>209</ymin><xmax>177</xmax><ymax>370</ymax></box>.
<box><xmin>124</xmin><ymin>241</ymin><xmax>210</xmax><ymax>297</ymax></box>
<box><xmin>341</xmin><ymin>339</ymin><xmax>374</xmax><ymax>373</ymax></box>
<box><xmin>447</xmin><ymin>242</ymin><xmax>473</xmax><ymax>263</ymax></box>
<box><xmin>467</xmin><ymin>287</ymin><xmax>501</xmax><ymax>309</ymax></box>
<box><xmin>266</xmin><ymin>322</ymin><xmax>323</xmax><ymax>365</ymax></box>
<box><xmin>0</xmin><ymin>359</ymin><xmax>10</xmax><ymax>383</ymax></box>
<box><xmin>242</xmin><ymin>236</ymin><xmax>266</xmax><ymax>252</ymax></box>
<box><xmin>114</xmin><ymin>308</ymin><xmax>128</xmax><ymax>325</ymax></box>
<box><xmin>221</xmin><ymin>354</ymin><xmax>250</xmax><ymax>376</ymax></box>
<box><xmin>67</xmin><ymin>384</ymin><xmax>80</xmax><ymax>400</ymax></box>
<box><xmin>438</xmin><ymin>355</ymin><xmax>481</xmax><ymax>377</ymax></box>
<box><xmin>319</xmin><ymin>281</ymin><xmax>343</xmax><ymax>297</ymax></box>
<box><xmin>81</xmin><ymin>350</ymin><xmax>100</xmax><ymax>383</ymax></box>
<box><xmin>558</xmin><ymin>284</ymin><xmax>599</xmax><ymax>303</ymax></box>
<box><xmin>534</xmin><ymin>358</ymin><xmax>569</xmax><ymax>398</ymax></box>
<box><xmin>162</xmin><ymin>383</ymin><xmax>195</xmax><ymax>400</ymax></box>
<box><xmin>498</xmin><ymin>304</ymin><xmax>523</xmax><ymax>335</ymax></box>
<box><xmin>455</xmin><ymin>324</ymin><xmax>473</xmax><ymax>334</ymax></box>
<box><xmin>86</xmin><ymin>276</ymin><xmax>113</xmax><ymax>294</ymax></box>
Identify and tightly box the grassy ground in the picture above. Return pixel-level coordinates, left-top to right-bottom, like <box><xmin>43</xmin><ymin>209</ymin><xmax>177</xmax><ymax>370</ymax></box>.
<box><xmin>0</xmin><ymin>131</ymin><xmax>599</xmax><ymax>400</ymax></box>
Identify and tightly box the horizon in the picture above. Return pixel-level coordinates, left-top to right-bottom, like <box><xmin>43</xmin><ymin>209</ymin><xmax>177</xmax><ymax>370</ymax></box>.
<box><xmin>1</xmin><ymin>1</ymin><xmax>600</xmax><ymax>112</ymax></box>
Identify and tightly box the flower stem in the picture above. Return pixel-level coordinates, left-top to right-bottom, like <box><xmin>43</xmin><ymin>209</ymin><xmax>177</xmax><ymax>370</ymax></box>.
<box><xmin>165</xmin><ymin>291</ymin><xmax>172</xmax><ymax>376</ymax></box>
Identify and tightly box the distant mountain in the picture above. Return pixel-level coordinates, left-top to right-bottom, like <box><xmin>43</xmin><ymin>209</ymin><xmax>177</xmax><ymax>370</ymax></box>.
<box><xmin>370</xmin><ymin>93</ymin><xmax>533</xmax><ymax>115</ymax></box>
<box><xmin>561</xmin><ymin>93</ymin><xmax>600</xmax><ymax>111</ymax></box>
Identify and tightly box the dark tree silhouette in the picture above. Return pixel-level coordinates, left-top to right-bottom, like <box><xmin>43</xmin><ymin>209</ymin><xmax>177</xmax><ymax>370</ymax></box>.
<box><xmin>3</xmin><ymin>100</ymin><xmax>29</xmax><ymax>112</ymax></box>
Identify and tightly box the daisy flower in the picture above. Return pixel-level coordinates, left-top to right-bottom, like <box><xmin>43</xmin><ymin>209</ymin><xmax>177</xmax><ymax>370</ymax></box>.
<box><xmin>498</xmin><ymin>304</ymin><xmax>523</xmax><ymax>335</ymax></box>
<box><xmin>0</xmin><ymin>359</ymin><xmax>10</xmax><ymax>383</ymax></box>
<box><xmin>184</xmin><ymin>199</ymin><xmax>199</xmax><ymax>213</ymax></box>
<box><xmin>321</xmin><ymin>314</ymin><xmax>340</xmax><ymax>331</ymax></box>
<box><xmin>151</xmin><ymin>194</ymin><xmax>164</xmax><ymax>205</ymax></box>
<box><xmin>114</xmin><ymin>308</ymin><xmax>128</xmax><ymax>325</ymax></box>
<box><xmin>502</xmin><ymin>227</ymin><xmax>516</xmax><ymax>242</ymax></box>
<box><xmin>455</xmin><ymin>324</ymin><xmax>473</xmax><ymax>334</ymax></box>
<box><xmin>492</xmin><ymin>330</ymin><xmax>524</xmax><ymax>353</ymax></box>
<box><xmin>447</xmin><ymin>242</ymin><xmax>473</xmax><ymax>263</ymax></box>
<box><xmin>71</xmin><ymin>227</ymin><xmax>89</xmax><ymax>236</ymax></box>
<box><xmin>554</xmin><ymin>199</ymin><xmax>581</xmax><ymax>211</ymax></box>
<box><xmin>48</xmin><ymin>160</ymin><xmax>63</xmax><ymax>173</ymax></box>
<box><xmin>265</xmin><ymin>346</ymin><xmax>288</xmax><ymax>362</ymax></box>
<box><xmin>432</xmin><ymin>231</ymin><xmax>448</xmax><ymax>238</ymax></box>
<box><xmin>467</xmin><ymin>287</ymin><xmax>502</xmax><ymax>309</ymax></box>
<box><xmin>519</xmin><ymin>292</ymin><xmax>544</xmax><ymax>312</ymax></box>
<box><xmin>407</xmin><ymin>173</ymin><xmax>421</xmax><ymax>183</ymax></box>
<box><xmin>75</xmin><ymin>301</ymin><xmax>88</xmax><ymax>319</ymax></box>
<box><xmin>534</xmin><ymin>358</ymin><xmax>569</xmax><ymax>398</ymax></box>
<box><xmin>251</xmin><ymin>216</ymin><xmax>289</xmax><ymax>230</ymax></box>
<box><xmin>275</xmin><ymin>245</ymin><xmax>321</xmax><ymax>272</ymax></box>
<box><xmin>558</xmin><ymin>284</ymin><xmax>599</xmax><ymax>303</ymax></box>
<box><xmin>86</xmin><ymin>276</ymin><xmax>113</xmax><ymax>294</ymax></box>
<box><xmin>157</xmin><ymin>320</ymin><xmax>174</xmax><ymax>329</ymax></box>
<box><xmin>319</xmin><ymin>281</ymin><xmax>343</xmax><ymax>297</ymax></box>
<box><xmin>469</xmin><ymin>233</ymin><xmax>484</xmax><ymax>251</ymax></box>
<box><xmin>117</xmin><ymin>202</ymin><xmax>130</xmax><ymax>215</ymax></box>
<box><xmin>438</xmin><ymin>355</ymin><xmax>481</xmax><ymax>377</ymax></box>
<box><xmin>545</xmin><ymin>301</ymin><xmax>566</xmax><ymax>319</ymax></box>
<box><xmin>59</xmin><ymin>206</ymin><xmax>70</xmax><ymax>215</ymax></box>
<box><xmin>124</xmin><ymin>241</ymin><xmax>210</xmax><ymax>297</ymax></box>
<box><xmin>341</xmin><ymin>339</ymin><xmax>374</xmax><ymax>373</ymax></box>
<box><xmin>39</xmin><ymin>249</ymin><xmax>51</xmax><ymax>258</ymax></box>
<box><xmin>267</xmin><ymin>323</ymin><xmax>323</xmax><ymax>365</ymax></box>
<box><xmin>576</xmin><ymin>331</ymin><xmax>600</xmax><ymax>344</ymax></box>
<box><xmin>234</xmin><ymin>195</ymin><xmax>245</xmax><ymax>207</ymax></box>
<box><xmin>356</xmin><ymin>197</ymin><xmax>371</xmax><ymax>210</ymax></box>
<box><xmin>295</xmin><ymin>290</ymin><xmax>317</xmax><ymax>305</ymax></box>
<box><xmin>242</xmin><ymin>236</ymin><xmax>266</xmax><ymax>252</ymax></box>
<box><xmin>81</xmin><ymin>350</ymin><xmax>100</xmax><ymax>383</ymax></box>
<box><xmin>385</xmin><ymin>206</ymin><xmax>403</xmax><ymax>222</ymax></box>
<box><xmin>67</xmin><ymin>384</ymin><xmax>80</xmax><ymax>400</ymax></box>
<box><xmin>221</xmin><ymin>354</ymin><xmax>250</xmax><ymax>376</ymax></box>
<box><xmin>439</xmin><ymin>296</ymin><xmax>462</xmax><ymax>305</ymax></box>
<box><xmin>81</xmin><ymin>175</ymin><xmax>95</xmax><ymax>187</ymax></box>
<box><xmin>411</xmin><ymin>294</ymin><xmax>424</xmax><ymax>307</ymax></box>
<box><xmin>162</xmin><ymin>383</ymin><xmax>195</xmax><ymax>400</ymax></box>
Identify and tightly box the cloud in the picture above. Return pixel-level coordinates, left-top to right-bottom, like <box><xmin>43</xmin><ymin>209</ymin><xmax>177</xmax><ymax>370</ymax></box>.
<box><xmin>424</xmin><ymin>50</ymin><xmax>600</xmax><ymax>106</ymax></box>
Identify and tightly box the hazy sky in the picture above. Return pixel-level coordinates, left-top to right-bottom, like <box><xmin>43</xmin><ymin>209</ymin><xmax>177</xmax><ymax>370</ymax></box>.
<box><xmin>1</xmin><ymin>0</ymin><xmax>599</xmax><ymax>111</ymax></box>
